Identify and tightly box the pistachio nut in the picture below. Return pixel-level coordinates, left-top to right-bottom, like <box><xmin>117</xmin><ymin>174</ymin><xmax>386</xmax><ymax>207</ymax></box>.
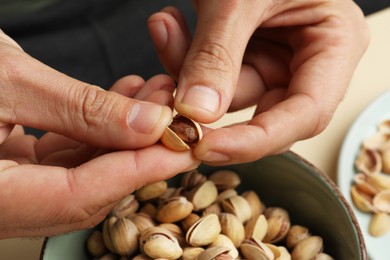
<box><xmin>186</xmin><ymin>213</ymin><xmax>221</xmax><ymax>247</ymax></box>
<box><xmin>239</xmin><ymin>238</ymin><xmax>274</xmax><ymax>260</ymax></box>
<box><xmin>181</xmin><ymin>170</ymin><xmax>207</xmax><ymax>190</ymax></box>
<box><xmin>221</xmin><ymin>195</ymin><xmax>252</xmax><ymax>223</ymax></box>
<box><xmin>241</xmin><ymin>190</ymin><xmax>265</xmax><ymax>217</ymax></box>
<box><xmin>196</xmin><ymin>246</ymin><xmax>233</xmax><ymax>260</ymax></box>
<box><xmin>245</xmin><ymin>214</ymin><xmax>268</xmax><ymax>242</ymax></box>
<box><xmin>373</xmin><ymin>189</ymin><xmax>390</xmax><ymax>213</ymax></box>
<box><xmin>129</xmin><ymin>213</ymin><xmax>156</xmax><ymax>233</ymax></box>
<box><xmin>159</xmin><ymin>222</ymin><xmax>187</xmax><ymax>248</ymax></box>
<box><xmin>216</xmin><ymin>189</ymin><xmax>238</xmax><ymax>203</ymax></box>
<box><xmin>103</xmin><ymin>216</ymin><xmax>139</xmax><ymax>256</ymax></box>
<box><xmin>209</xmin><ymin>234</ymin><xmax>239</xmax><ymax>258</ymax></box>
<box><xmin>263</xmin><ymin>207</ymin><xmax>290</xmax><ymax>243</ymax></box>
<box><xmin>291</xmin><ymin>236</ymin><xmax>323</xmax><ymax>260</ymax></box>
<box><xmin>135</xmin><ymin>180</ymin><xmax>168</xmax><ymax>202</ymax></box>
<box><xmin>286</xmin><ymin>225</ymin><xmax>310</xmax><ymax>249</ymax></box>
<box><xmin>266</xmin><ymin>243</ymin><xmax>291</xmax><ymax>260</ymax></box>
<box><xmin>219</xmin><ymin>213</ymin><xmax>245</xmax><ymax>248</ymax></box>
<box><xmin>138</xmin><ymin>202</ymin><xmax>157</xmax><ymax>218</ymax></box>
<box><xmin>86</xmin><ymin>230</ymin><xmax>107</xmax><ymax>258</ymax></box>
<box><xmin>140</xmin><ymin>226</ymin><xmax>183</xmax><ymax>259</ymax></box>
<box><xmin>181</xmin><ymin>247</ymin><xmax>205</xmax><ymax>260</ymax></box>
<box><xmin>208</xmin><ymin>170</ymin><xmax>241</xmax><ymax>191</ymax></box>
<box><xmin>161</xmin><ymin>114</ymin><xmax>203</xmax><ymax>151</ymax></box>
<box><xmin>368</xmin><ymin>212</ymin><xmax>390</xmax><ymax>237</ymax></box>
<box><xmin>181</xmin><ymin>213</ymin><xmax>201</xmax><ymax>233</ymax></box>
<box><xmin>186</xmin><ymin>180</ymin><xmax>218</xmax><ymax>211</ymax></box>
<box><xmin>202</xmin><ymin>203</ymin><xmax>222</xmax><ymax>216</ymax></box>
<box><xmin>156</xmin><ymin>196</ymin><xmax>194</xmax><ymax>223</ymax></box>
<box><xmin>111</xmin><ymin>194</ymin><xmax>139</xmax><ymax>218</ymax></box>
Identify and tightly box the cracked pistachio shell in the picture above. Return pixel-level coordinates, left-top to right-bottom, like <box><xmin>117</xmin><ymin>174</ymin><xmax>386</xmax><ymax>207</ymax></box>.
<box><xmin>208</xmin><ymin>170</ymin><xmax>241</xmax><ymax>191</ymax></box>
<box><xmin>369</xmin><ymin>212</ymin><xmax>390</xmax><ymax>237</ymax></box>
<box><xmin>181</xmin><ymin>170</ymin><xmax>207</xmax><ymax>190</ymax></box>
<box><xmin>182</xmin><ymin>247</ymin><xmax>204</xmax><ymax>260</ymax></box>
<box><xmin>216</xmin><ymin>189</ymin><xmax>238</xmax><ymax>203</ymax></box>
<box><xmin>111</xmin><ymin>194</ymin><xmax>139</xmax><ymax>218</ymax></box>
<box><xmin>240</xmin><ymin>238</ymin><xmax>274</xmax><ymax>260</ymax></box>
<box><xmin>156</xmin><ymin>196</ymin><xmax>194</xmax><ymax>223</ymax></box>
<box><xmin>202</xmin><ymin>203</ymin><xmax>222</xmax><ymax>216</ymax></box>
<box><xmin>355</xmin><ymin>147</ymin><xmax>382</xmax><ymax>175</ymax></box>
<box><xmin>186</xmin><ymin>213</ymin><xmax>221</xmax><ymax>247</ymax></box>
<box><xmin>160</xmin><ymin>115</ymin><xmax>202</xmax><ymax>151</ymax></box>
<box><xmin>363</xmin><ymin>132</ymin><xmax>390</xmax><ymax>150</ymax></box>
<box><xmin>209</xmin><ymin>234</ymin><xmax>239</xmax><ymax>258</ymax></box>
<box><xmin>219</xmin><ymin>213</ymin><xmax>245</xmax><ymax>248</ymax></box>
<box><xmin>196</xmin><ymin>246</ymin><xmax>233</xmax><ymax>260</ymax></box>
<box><xmin>221</xmin><ymin>195</ymin><xmax>252</xmax><ymax>223</ymax></box>
<box><xmin>366</xmin><ymin>172</ymin><xmax>390</xmax><ymax>191</ymax></box>
<box><xmin>286</xmin><ymin>225</ymin><xmax>310</xmax><ymax>249</ymax></box>
<box><xmin>350</xmin><ymin>185</ymin><xmax>375</xmax><ymax>212</ymax></box>
<box><xmin>382</xmin><ymin>147</ymin><xmax>390</xmax><ymax>174</ymax></box>
<box><xmin>241</xmin><ymin>190</ymin><xmax>266</xmax><ymax>217</ymax></box>
<box><xmin>129</xmin><ymin>213</ymin><xmax>156</xmax><ymax>233</ymax></box>
<box><xmin>244</xmin><ymin>214</ymin><xmax>268</xmax><ymax>242</ymax></box>
<box><xmin>86</xmin><ymin>230</ymin><xmax>107</xmax><ymax>258</ymax></box>
<box><xmin>140</xmin><ymin>227</ymin><xmax>183</xmax><ymax>259</ymax></box>
<box><xmin>102</xmin><ymin>217</ymin><xmax>139</xmax><ymax>256</ymax></box>
<box><xmin>291</xmin><ymin>236</ymin><xmax>323</xmax><ymax>260</ymax></box>
<box><xmin>263</xmin><ymin>207</ymin><xmax>290</xmax><ymax>244</ymax></box>
<box><xmin>181</xmin><ymin>213</ymin><xmax>201</xmax><ymax>233</ymax></box>
<box><xmin>135</xmin><ymin>181</ymin><xmax>168</xmax><ymax>202</ymax></box>
<box><xmin>353</xmin><ymin>173</ymin><xmax>378</xmax><ymax>196</ymax></box>
<box><xmin>266</xmin><ymin>243</ymin><xmax>291</xmax><ymax>260</ymax></box>
<box><xmin>186</xmin><ymin>180</ymin><xmax>218</xmax><ymax>211</ymax></box>
<box><xmin>159</xmin><ymin>223</ymin><xmax>187</xmax><ymax>247</ymax></box>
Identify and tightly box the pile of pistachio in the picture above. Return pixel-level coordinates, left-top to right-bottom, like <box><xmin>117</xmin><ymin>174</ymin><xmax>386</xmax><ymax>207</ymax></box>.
<box><xmin>351</xmin><ymin>119</ymin><xmax>390</xmax><ymax>237</ymax></box>
<box><xmin>86</xmin><ymin>169</ymin><xmax>334</xmax><ymax>260</ymax></box>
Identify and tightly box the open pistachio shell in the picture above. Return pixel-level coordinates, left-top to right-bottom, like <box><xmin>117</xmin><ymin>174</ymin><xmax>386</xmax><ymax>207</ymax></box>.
<box><xmin>208</xmin><ymin>170</ymin><xmax>241</xmax><ymax>191</ymax></box>
<box><xmin>160</xmin><ymin>114</ymin><xmax>202</xmax><ymax>151</ymax></box>
<box><xmin>291</xmin><ymin>236</ymin><xmax>323</xmax><ymax>260</ymax></box>
<box><xmin>373</xmin><ymin>189</ymin><xmax>390</xmax><ymax>213</ymax></box>
<box><xmin>156</xmin><ymin>196</ymin><xmax>194</xmax><ymax>223</ymax></box>
<box><xmin>355</xmin><ymin>147</ymin><xmax>382</xmax><ymax>175</ymax></box>
<box><xmin>350</xmin><ymin>185</ymin><xmax>375</xmax><ymax>213</ymax></box>
<box><xmin>186</xmin><ymin>213</ymin><xmax>221</xmax><ymax>247</ymax></box>
<box><xmin>219</xmin><ymin>213</ymin><xmax>245</xmax><ymax>248</ymax></box>
<box><xmin>239</xmin><ymin>238</ymin><xmax>274</xmax><ymax>260</ymax></box>
<box><xmin>209</xmin><ymin>234</ymin><xmax>239</xmax><ymax>258</ymax></box>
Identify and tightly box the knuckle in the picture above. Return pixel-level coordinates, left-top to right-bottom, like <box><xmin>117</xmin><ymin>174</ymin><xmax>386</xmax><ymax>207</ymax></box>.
<box><xmin>75</xmin><ymin>86</ymin><xmax>115</xmax><ymax>133</ymax></box>
<box><xmin>189</xmin><ymin>40</ymin><xmax>235</xmax><ymax>78</ymax></box>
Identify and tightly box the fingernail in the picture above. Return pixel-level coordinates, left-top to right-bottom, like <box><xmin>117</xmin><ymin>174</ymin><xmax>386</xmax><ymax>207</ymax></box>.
<box><xmin>181</xmin><ymin>85</ymin><xmax>220</xmax><ymax>113</ymax></box>
<box><xmin>199</xmin><ymin>151</ymin><xmax>230</xmax><ymax>162</ymax></box>
<box><xmin>149</xmin><ymin>21</ymin><xmax>168</xmax><ymax>50</ymax></box>
<box><xmin>128</xmin><ymin>103</ymin><xmax>164</xmax><ymax>134</ymax></box>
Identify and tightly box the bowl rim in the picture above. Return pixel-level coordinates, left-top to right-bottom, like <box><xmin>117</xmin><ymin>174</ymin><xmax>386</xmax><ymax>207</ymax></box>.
<box><xmin>40</xmin><ymin>151</ymin><xmax>367</xmax><ymax>260</ymax></box>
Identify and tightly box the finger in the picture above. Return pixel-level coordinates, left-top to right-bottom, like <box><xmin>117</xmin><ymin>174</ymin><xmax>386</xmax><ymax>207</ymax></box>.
<box><xmin>148</xmin><ymin>7</ymin><xmax>192</xmax><ymax>80</ymax></box>
<box><xmin>0</xmin><ymin>123</ymin><xmax>14</xmax><ymax>144</ymax></box>
<box><xmin>109</xmin><ymin>74</ymin><xmax>145</xmax><ymax>97</ymax></box>
<box><xmin>0</xmin><ymin>55</ymin><xmax>172</xmax><ymax>150</ymax></box>
<box><xmin>0</xmin><ymin>146</ymin><xmax>199</xmax><ymax>238</ymax></box>
<box><xmin>0</xmin><ymin>134</ymin><xmax>38</xmax><ymax>164</ymax></box>
<box><xmin>173</xmin><ymin>1</ymin><xmax>265</xmax><ymax>123</ymax></box>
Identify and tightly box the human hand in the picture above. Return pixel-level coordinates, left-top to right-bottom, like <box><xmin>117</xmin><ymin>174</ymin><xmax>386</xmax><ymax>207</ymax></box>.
<box><xmin>0</xmin><ymin>75</ymin><xmax>199</xmax><ymax>238</ymax></box>
<box><xmin>0</xmin><ymin>29</ymin><xmax>172</xmax><ymax>149</ymax></box>
<box><xmin>148</xmin><ymin>0</ymin><xmax>369</xmax><ymax>165</ymax></box>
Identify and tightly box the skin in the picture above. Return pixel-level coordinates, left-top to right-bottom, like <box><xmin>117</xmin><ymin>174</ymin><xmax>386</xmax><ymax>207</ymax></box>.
<box><xmin>0</xmin><ymin>0</ymin><xmax>369</xmax><ymax>237</ymax></box>
<box><xmin>148</xmin><ymin>0</ymin><xmax>370</xmax><ymax>165</ymax></box>
<box><xmin>0</xmin><ymin>74</ymin><xmax>200</xmax><ymax>238</ymax></box>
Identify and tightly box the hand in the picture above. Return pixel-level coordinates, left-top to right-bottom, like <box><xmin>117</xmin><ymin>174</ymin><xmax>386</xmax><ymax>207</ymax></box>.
<box><xmin>0</xmin><ymin>75</ymin><xmax>200</xmax><ymax>238</ymax></box>
<box><xmin>148</xmin><ymin>0</ymin><xmax>369</xmax><ymax>165</ymax></box>
<box><xmin>0</xmin><ymin>29</ymin><xmax>172</xmax><ymax>149</ymax></box>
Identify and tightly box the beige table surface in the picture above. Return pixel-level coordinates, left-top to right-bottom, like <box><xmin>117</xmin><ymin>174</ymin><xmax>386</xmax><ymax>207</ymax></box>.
<box><xmin>1</xmin><ymin>7</ymin><xmax>390</xmax><ymax>260</ymax></box>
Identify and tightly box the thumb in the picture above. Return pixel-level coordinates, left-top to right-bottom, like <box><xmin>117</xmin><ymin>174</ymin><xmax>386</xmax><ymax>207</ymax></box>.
<box><xmin>0</xmin><ymin>54</ymin><xmax>172</xmax><ymax>149</ymax></box>
<box><xmin>175</xmin><ymin>1</ymin><xmax>261</xmax><ymax>123</ymax></box>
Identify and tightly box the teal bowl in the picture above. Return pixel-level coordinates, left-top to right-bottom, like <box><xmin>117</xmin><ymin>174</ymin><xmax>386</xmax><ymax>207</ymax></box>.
<box><xmin>41</xmin><ymin>152</ymin><xmax>366</xmax><ymax>259</ymax></box>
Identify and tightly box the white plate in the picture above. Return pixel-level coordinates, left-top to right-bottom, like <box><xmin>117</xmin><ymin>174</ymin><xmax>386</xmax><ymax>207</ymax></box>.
<box><xmin>338</xmin><ymin>90</ymin><xmax>390</xmax><ymax>260</ymax></box>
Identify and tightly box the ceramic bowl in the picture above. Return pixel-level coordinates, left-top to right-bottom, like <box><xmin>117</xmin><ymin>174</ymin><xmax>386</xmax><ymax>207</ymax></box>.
<box><xmin>41</xmin><ymin>151</ymin><xmax>366</xmax><ymax>259</ymax></box>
